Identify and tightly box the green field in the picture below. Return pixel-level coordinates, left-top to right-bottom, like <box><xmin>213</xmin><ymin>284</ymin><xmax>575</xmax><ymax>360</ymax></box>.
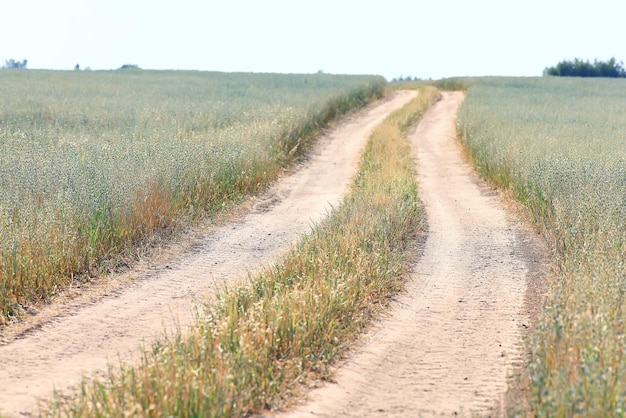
<box><xmin>6</xmin><ymin>70</ymin><xmax>626</xmax><ymax>415</ymax></box>
<box><xmin>0</xmin><ymin>70</ymin><xmax>384</xmax><ymax>320</ymax></box>
<box><xmin>457</xmin><ymin>76</ymin><xmax>626</xmax><ymax>415</ymax></box>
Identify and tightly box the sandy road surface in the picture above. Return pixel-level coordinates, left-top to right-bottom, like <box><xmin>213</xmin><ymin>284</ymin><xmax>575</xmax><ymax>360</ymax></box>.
<box><xmin>282</xmin><ymin>92</ymin><xmax>549</xmax><ymax>417</ymax></box>
<box><xmin>0</xmin><ymin>90</ymin><xmax>418</xmax><ymax>417</ymax></box>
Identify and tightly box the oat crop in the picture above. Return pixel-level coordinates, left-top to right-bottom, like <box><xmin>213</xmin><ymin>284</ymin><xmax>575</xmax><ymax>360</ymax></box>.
<box><xmin>0</xmin><ymin>69</ymin><xmax>385</xmax><ymax>321</ymax></box>
<box><xmin>457</xmin><ymin>77</ymin><xmax>626</xmax><ymax>415</ymax></box>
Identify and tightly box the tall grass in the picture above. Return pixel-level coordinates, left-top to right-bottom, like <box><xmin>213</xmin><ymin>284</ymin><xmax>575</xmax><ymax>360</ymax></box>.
<box><xmin>44</xmin><ymin>86</ymin><xmax>439</xmax><ymax>416</ymax></box>
<box><xmin>0</xmin><ymin>70</ymin><xmax>385</xmax><ymax>321</ymax></box>
<box><xmin>457</xmin><ymin>77</ymin><xmax>626</xmax><ymax>415</ymax></box>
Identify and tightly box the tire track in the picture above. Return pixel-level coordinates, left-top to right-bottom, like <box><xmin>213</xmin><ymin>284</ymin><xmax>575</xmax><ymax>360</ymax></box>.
<box><xmin>282</xmin><ymin>91</ymin><xmax>548</xmax><ymax>417</ymax></box>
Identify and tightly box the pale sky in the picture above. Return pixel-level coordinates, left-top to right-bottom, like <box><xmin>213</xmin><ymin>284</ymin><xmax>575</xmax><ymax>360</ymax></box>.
<box><xmin>2</xmin><ymin>0</ymin><xmax>625</xmax><ymax>80</ymax></box>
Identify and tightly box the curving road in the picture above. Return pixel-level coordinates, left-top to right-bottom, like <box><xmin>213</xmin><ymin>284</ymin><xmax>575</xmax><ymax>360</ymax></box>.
<box><xmin>281</xmin><ymin>92</ymin><xmax>549</xmax><ymax>417</ymax></box>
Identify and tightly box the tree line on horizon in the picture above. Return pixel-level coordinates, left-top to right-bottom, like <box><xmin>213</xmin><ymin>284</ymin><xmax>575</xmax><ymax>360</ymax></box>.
<box><xmin>5</xmin><ymin>56</ymin><xmax>626</xmax><ymax>79</ymax></box>
<box><xmin>3</xmin><ymin>59</ymin><xmax>28</xmax><ymax>69</ymax></box>
<box><xmin>1</xmin><ymin>58</ymin><xmax>138</xmax><ymax>71</ymax></box>
<box><xmin>544</xmin><ymin>57</ymin><xmax>626</xmax><ymax>78</ymax></box>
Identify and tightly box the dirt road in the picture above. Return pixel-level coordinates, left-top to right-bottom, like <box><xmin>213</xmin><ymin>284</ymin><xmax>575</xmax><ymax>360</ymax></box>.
<box><xmin>282</xmin><ymin>92</ymin><xmax>549</xmax><ymax>417</ymax></box>
<box><xmin>0</xmin><ymin>90</ymin><xmax>418</xmax><ymax>417</ymax></box>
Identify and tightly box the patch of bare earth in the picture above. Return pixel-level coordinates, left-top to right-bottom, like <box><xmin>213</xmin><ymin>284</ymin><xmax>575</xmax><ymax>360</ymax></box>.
<box><xmin>280</xmin><ymin>92</ymin><xmax>550</xmax><ymax>417</ymax></box>
<box><xmin>0</xmin><ymin>90</ymin><xmax>418</xmax><ymax>417</ymax></box>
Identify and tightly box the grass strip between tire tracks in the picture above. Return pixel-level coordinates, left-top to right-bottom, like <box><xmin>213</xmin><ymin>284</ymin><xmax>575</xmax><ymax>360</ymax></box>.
<box><xmin>45</xmin><ymin>86</ymin><xmax>439</xmax><ymax>417</ymax></box>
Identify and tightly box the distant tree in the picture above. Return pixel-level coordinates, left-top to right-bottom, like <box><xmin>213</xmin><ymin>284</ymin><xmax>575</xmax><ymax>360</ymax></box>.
<box><xmin>545</xmin><ymin>57</ymin><xmax>626</xmax><ymax>78</ymax></box>
<box><xmin>118</xmin><ymin>64</ymin><xmax>139</xmax><ymax>70</ymax></box>
<box><xmin>391</xmin><ymin>75</ymin><xmax>420</xmax><ymax>83</ymax></box>
<box><xmin>3</xmin><ymin>59</ymin><xmax>27</xmax><ymax>69</ymax></box>
<box><xmin>597</xmin><ymin>57</ymin><xmax>624</xmax><ymax>77</ymax></box>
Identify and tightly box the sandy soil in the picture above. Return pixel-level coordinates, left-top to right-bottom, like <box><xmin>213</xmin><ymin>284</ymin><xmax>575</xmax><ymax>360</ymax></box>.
<box><xmin>280</xmin><ymin>92</ymin><xmax>550</xmax><ymax>417</ymax></box>
<box><xmin>0</xmin><ymin>90</ymin><xmax>418</xmax><ymax>417</ymax></box>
